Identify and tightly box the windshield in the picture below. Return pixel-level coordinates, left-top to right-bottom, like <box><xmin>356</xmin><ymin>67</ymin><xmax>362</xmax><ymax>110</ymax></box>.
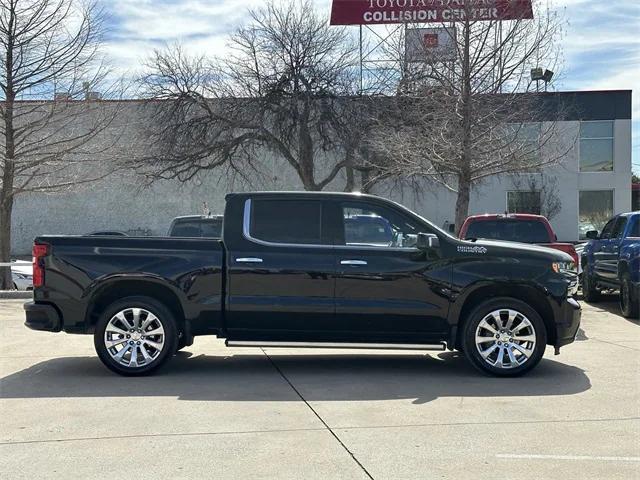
<box><xmin>465</xmin><ymin>219</ymin><xmax>550</xmax><ymax>243</ymax></box>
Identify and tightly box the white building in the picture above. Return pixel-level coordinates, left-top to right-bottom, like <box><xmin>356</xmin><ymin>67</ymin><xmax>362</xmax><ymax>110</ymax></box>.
<box><xmin>10</xmin><ymin>90</ymin><xmax>633</xmax><ymax>254</ymax></box>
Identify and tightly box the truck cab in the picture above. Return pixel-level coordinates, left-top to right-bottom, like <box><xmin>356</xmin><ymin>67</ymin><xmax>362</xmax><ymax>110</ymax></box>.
<box><xmin>581</xmin><ymin>212</ymin><xmax>640</xmax><ymax>318</ymax></box>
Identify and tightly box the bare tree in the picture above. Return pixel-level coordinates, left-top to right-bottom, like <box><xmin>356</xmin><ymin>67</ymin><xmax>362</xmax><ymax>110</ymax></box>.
<box><xmin>0</xmin><ymin>0</ymin><xmax>121</xmax><ymax>288</ymax></box>
<box><xmin>139</xmin><ymin>0</ymin><xmax>359</xmax><ymax>191</ymax></box>
<box><xmin>366</xmin><ymin>0</ymin><xmax>571</xmax><ymax>233</ymax></box>
<box><xmin>508</xmin><ymin>174</ymin><xmax>561</xmax><ymax>220</ymax></box>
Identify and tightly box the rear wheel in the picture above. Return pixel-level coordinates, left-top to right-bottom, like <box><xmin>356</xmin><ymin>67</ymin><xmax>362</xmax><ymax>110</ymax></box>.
<box><xmin>581</xmin><ymin>263</ymin><xmax>600</xmax><ymax>303</ymax></box>
<box><xmin>620</xmin><ymin>273</ymin><xmax>639</xmax><ymax>319</ymax></box>
<box><xmin>94</xmin><ymin>296</ymin><xmax>177</xmax><ymax>376</ymax></box>
<box><xmin>462</xmin><ymin>298</ymin><xmax>547</xmax><ymax>377</ymax></box>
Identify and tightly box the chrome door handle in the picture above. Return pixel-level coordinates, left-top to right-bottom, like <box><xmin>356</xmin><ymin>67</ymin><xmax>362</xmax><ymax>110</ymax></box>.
<box><xmin>340</xmin><ymin>260</ymin><xmax>367</xmax><ymax>266</ymax></box>
<box><xmin>236</xmin><ymin>257</ymin><xmax>263</xmax><ymax>263</ymax></box>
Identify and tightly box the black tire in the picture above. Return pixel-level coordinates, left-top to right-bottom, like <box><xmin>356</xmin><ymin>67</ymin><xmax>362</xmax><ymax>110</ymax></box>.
<box><xmin>620</xmin><ymin>273</ymin><xmax>639</xmax><ymax>319</ymax></box>
<box><xmin>461</xmin><ymin>297</ymin><xmax>547</xmax><ymax>377</ymax></box>
<box><xmin>94</xmin><ymin>296</ymin><xmax>178</xmax><ymax>376</ymax></box>
<box><xmin>581</xmin><ymin>263</ymin><xmax>600</xmax><ymax>303</ymax></box>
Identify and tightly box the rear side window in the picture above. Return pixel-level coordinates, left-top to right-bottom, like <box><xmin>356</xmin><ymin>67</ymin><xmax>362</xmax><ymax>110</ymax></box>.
<box><xmin>464</xmin><ymin>219</ymin><xmax>550</xmax><ymax>243</ymax></box>
<box><xmin>250</xmin><ymin>199</ymin><xmax>322</xmax><ymax>245</ymax></box>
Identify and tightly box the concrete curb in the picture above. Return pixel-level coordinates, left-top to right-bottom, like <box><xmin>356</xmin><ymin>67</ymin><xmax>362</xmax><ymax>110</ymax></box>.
<box><xmin>0</xmin><ymin>291</ymin><xmax>32</xmax><ymax>299</ymax></box>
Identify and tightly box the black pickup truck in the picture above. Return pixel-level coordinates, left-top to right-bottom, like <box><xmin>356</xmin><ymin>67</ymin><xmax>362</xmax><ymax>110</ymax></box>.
<box><xmin>24</xmin><ymin>192</ymin><xmax>581</xmax><ymax>377</ymax></box>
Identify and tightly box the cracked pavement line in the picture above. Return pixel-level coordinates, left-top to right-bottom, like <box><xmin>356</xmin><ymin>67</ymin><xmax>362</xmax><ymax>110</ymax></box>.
<box><xmin>261</xmin><ymin>348</ymin><xmax>375</xmax><ymax>480</ymax></box>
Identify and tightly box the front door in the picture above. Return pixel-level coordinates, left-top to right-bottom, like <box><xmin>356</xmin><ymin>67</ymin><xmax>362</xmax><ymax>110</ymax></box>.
<box><xmin>225</xmin><ymin>197</ymin><xmax>336</xmax><ymax>338</ymax></box>
<box><xmin>601</xmin><ymin>216</ymin><xmax>628</xmax><ymax>280</ymax></box>
<box><xmin>332</xmin><ymin>200</ymin><xmax>451</xmax><ymax>342</ymax></box>
<box><xmin>593</xmin><ymin>218</ymin><xmax>618</xmax><ymax>280</ymax></box>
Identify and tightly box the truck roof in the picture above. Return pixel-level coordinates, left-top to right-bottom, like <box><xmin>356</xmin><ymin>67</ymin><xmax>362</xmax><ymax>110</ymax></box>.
<box><xmin>171</xmin><ymin>215</ymin><xmax>223</xmax><ymax>221</ymax></box>
<box><xmin>225</xmin><ymin>191</ymin><xmax>381</xmax><ymax>201</ymax></box>
<box><xmin>464</xmin><ymin>213</ymin><xmax>549</xmax><ymax>222</ymax></box>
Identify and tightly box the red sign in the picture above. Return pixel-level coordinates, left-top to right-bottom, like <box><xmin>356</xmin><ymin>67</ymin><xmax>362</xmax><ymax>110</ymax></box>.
<box><xmin>330</xmin><ymin>0</ymin><xmax>534</xmax><ymax>25</ymax></box>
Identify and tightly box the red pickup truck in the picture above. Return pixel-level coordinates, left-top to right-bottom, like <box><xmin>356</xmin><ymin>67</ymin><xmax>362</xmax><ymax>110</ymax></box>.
<box><xmin>459</xmin><ymin>214</ymin><xmax>579</xmax><ymax>266</ymax></box>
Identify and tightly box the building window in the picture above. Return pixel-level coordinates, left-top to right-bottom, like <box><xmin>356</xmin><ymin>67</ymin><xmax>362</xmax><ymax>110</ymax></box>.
<box><xmin>580</xmin><ymin>121</ymin><xmax>614</xmax><ymax>172</ymax></box>
<box><xmin>578</xmin><ymin>190</ymin><xmax>614</xmax><ymax>239</ymax></box>
<box><xmin>507</xmin><ymin>191</ymin><xmax>542</xmax><ymax>215</ymax></box>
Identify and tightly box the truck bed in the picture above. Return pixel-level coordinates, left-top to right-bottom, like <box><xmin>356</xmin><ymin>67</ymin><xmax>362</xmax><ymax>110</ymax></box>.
<box><xmin>32</xmin><ymin>235</ymin><xmax>225</xmax><ymax>335</ymax></box>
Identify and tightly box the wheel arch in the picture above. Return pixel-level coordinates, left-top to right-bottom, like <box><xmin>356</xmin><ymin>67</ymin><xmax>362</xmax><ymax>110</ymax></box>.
<box><xmin>85</xmin><ymin>278</ymin><xmax>186</xmax><ymax>334</ymax></box>
<box><xmin>618</xmin><ymin>260</ymin><xmax>629</xmax><ymax>279</ymax></box>
<box><xmin>452</xmin><ymin>284</ymin><xmax>556</xmax><ymax>348</ymax></box>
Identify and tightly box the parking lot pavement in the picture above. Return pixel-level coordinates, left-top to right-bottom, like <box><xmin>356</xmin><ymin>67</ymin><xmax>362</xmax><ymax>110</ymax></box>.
<box><xmin>1</xmin><ymin>299</ymin><xmax>639</xmax><ymax>479</ymax></box>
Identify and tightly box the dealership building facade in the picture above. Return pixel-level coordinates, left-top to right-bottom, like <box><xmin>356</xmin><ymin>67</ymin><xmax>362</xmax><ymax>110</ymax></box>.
<box><xmin>9</xmin><ymin>90</ymin><xmax>633</xmax><ymax>254</ymax></box>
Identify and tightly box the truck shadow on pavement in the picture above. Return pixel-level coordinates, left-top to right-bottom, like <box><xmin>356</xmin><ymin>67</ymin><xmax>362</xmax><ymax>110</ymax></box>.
<box><xmin>584</xmin><ymin>298</ymin><xmax>639</xmax><ymax>326</ymax></box>
<box><xmin>0</xmin><ymin>351</ymin><xmax>591</xmax><ymax>404</ymax></box>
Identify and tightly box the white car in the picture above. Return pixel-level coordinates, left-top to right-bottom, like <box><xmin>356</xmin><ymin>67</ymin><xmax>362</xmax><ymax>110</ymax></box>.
<box><xmin>11</xmin><ymin>263</ymin><xmax>33</xmax><ymax>291</ymax></box>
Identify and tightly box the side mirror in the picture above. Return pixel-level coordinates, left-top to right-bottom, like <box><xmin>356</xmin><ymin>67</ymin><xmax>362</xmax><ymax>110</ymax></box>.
<box><xmin>585</xmin><ymin>230</ymin><xmax>598</xmax><ymax>240</ymax></box>
<box><xmin>417</xmin><ymin>233</ymin><xmax>439</xmax><ymax>249</ymax></box>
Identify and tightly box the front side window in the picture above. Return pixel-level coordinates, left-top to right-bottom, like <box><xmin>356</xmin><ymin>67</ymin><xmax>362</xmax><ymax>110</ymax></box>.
<box><xmin>630</xmin><ymin>218</ymin><xmax>640</xmax><ymax>238</ymax></box>
<box><xmin>579</xmin><ymin>190</ymin><xmax>614</xmax><ymax>239</ymax></box>
<box><xmin>507</xmin><ymin>191</ymin><xmax>542</xmax><ymax>215</ymax></box>
<box><xmin>599</xmin><ymin>218</ymin><xmax>616</xmax><ymax>240</ymax></box>
<box><xmin>611</xmin><ymin>217</ymin><xmax>627</xmax><ymax>239</ymax></box>
<box><xmin>580</xmin><ymin>121</ymin><xmax>614</xmax><ymax>172</ymax></box>
<box><xmin>341</xmin><ymin>203</ymin><xmax>422</xmax><ymax>249</ymax></box>
<box><xmin>250</xmin><ymin>199</ymin><xmax>322</xmax><ymax>245</ymax></box>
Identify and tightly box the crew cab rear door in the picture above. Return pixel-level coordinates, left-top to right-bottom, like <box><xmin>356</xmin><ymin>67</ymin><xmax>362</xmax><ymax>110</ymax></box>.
<box><xmin>224</xmin><ymin>195</ymin><xmax>337</xmax><ymax>338</ymax></box>
<box><xmin>330</xmin><ymin>199</ymin><xmax>450</xmax><ymax>341</ymax></box>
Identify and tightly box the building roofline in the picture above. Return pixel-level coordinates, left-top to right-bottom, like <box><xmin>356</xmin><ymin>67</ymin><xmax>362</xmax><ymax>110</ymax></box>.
<box><xmin>10</xmin><ymin>89</ymin><xmax>632</xmax><ymax>103</ymax></box>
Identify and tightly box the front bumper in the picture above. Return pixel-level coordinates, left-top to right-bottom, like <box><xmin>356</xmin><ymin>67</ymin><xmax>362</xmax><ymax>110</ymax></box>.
<box><xmin>24</xmin><ymin>301</ymin><xmax>62</xmax><ymax>332</ymax></box>
<box><xmin>555</xmin><ymin>297</ymin><xmax>581</xmax><ymax>349</ymax></box>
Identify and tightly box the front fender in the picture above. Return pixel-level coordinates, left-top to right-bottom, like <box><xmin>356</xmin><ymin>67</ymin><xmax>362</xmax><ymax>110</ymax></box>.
<box><xmin>619</xmin><ymin>241</ymin><xmax>640</xmax><ymax>283</ymax></box>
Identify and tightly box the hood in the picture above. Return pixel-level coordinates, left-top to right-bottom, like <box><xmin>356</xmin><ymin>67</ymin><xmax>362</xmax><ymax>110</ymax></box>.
<box><xmin>458</xmin><ymin>238</ymin><xmax>574</xmax><ymax>262</ymax></box>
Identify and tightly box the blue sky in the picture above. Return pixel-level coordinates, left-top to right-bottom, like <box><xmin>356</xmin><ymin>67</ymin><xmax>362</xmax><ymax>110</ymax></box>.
<box><xmin>100</xmin><ymin>0</ymin><xmax>639</xmax><ymax>173</ymax></box>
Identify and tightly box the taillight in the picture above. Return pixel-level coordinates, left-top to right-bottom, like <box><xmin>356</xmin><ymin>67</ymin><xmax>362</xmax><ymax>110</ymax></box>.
<box><xmin>32</xmin><ymin>243</ymin><xmax>48</xmax><ymax>288</ymax></box>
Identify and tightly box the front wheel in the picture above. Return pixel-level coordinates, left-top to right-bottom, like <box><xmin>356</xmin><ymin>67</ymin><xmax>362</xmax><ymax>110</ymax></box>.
<box><xmin>581</xmin><ymin>263</ymin><xmax>600</xmax><ymax>303</ymax></box>
<box><xmin>620</xmin><ymin>274</ymin><xmax>639</xmax><ymax>319</ymax></box>
<box><xmin>462</xmin><ymin>298</ymin><xmax>547</xmax><ymax>377</ymax></box>
<box><xmin>94</xmin><ymin>296</ymin><xmax>178</xmax><ymax>376</ymax></box>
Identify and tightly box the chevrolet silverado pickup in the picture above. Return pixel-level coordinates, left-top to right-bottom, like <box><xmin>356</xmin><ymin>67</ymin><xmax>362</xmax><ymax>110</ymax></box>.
<box><xmin>24</xmin><ymin>192</ymin><xmax>581</xmax><ymax>377</ymax></box>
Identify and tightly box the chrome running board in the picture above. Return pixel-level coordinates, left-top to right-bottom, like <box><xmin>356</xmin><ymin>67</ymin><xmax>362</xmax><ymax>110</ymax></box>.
<box><xmin>226</xmin><ymin>340</ymin><xmax>446</xmax><ymax>351</ymax></box>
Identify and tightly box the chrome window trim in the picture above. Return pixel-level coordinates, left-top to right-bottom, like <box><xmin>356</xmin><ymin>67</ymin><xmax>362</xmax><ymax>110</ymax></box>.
<box><xmin>242</xmin><ymin>198</ymin><xmax>330</xmax><ymax>249</ymax></box>
<box><xmin>242</xmin><ymin>198</ymin><xmax>420</xmax><ymax>252</ymax></box>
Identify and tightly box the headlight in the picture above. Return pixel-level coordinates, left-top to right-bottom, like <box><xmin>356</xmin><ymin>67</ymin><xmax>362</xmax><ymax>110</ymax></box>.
<box><xmin>552</xmin><ymin>261</ymin><xmax>576</xmax><ymax>274</ymax></box>
<box><xmin>14</xmin><ymin>272</ymin><xmax>32</xmax><ymax>280</ymax></box>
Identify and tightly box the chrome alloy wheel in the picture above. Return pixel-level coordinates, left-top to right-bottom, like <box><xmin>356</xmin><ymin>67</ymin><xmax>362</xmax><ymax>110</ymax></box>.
<box><xmin>475</xmin><ymin>309</ymin><xmax>537</xmax><ymax>369</ymax></box>
<box><xmin>104</xmin><ymin>308</ymin><xmax>165</xmax><ymax>368</ymax></box>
